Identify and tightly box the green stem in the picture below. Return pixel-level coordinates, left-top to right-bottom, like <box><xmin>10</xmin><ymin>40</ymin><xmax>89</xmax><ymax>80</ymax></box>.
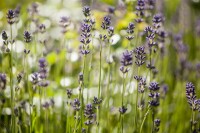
<box><xmin>97</xmin><ymin>42</ymin><xmax>102</xmax><ymax>133</ymax></box>
<box><xmin>73</xmin><ymin>111</ymin><xmax>79</xmax><ymax>133</ymax></box>
<box><xmin>121</xmin><ymin>73</ymin><xmax>127</xmax><ymax>133</ymax></box>
<box><xmin>151</xmin><ymin>109</ymin><xmax>154</xmax><ymax>133</ymax></box>
<box><xmin>98</xmin><ymin>43</ymin><xmax>102</xmax><ymax>98</ymax></box>
<box><xmin>140</xmin><ymin>105</ymin><xmax>151</xmax><ymax>133</ymax></box>
<box><xmin>121</xmin><ymin>115</ymin><xmax>124</xmax><ymax>133</ymax></box>
<box><xmin>10</xmin><ymin>25</ymin><xmax>15</xmax><ymax>133</ymax></box>
<box><xmin>135</xmin><ymin>67</ymin><xmax>140</xmax><ymax>130</ymax></box>
<box><xmin>192</xmin><ymin>109</ymin><xmax>195</xmax><ymax>132</ymax></box>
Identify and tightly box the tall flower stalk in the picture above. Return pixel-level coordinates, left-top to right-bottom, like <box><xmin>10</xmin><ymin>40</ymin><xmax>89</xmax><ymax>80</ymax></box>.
<box><xmin>6</xmin><ymin>9</ymin><xmax>16</xmax><ymax>133</ymax></box>
<box><xmin>134</xmin><ymin>46</ymin><xmax>146</xmax><ymax>130</ymax></box>
<box><xmin>119</xmin><ymin>50</ymin><xmax>133</xmax><ymax>133</ymax></box>
<box><xmin>186</xmin><ymin>82</ymin><xmax>200</xmax><ymax>132</ymax></box>
<box><xmin>76</xmin><ymin>6</ymin><xmax>93</xmax><ymax>132</ymax></box>
<box><xmin>23</xmin><ymin>30</ymin><xmax>32</xmax><ymax>132</ymax></box>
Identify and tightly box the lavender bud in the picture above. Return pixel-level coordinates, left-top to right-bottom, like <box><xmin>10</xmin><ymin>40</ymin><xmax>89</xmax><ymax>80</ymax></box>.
<box><xmin>38</xmin><ymin>24</ymin><xmax>46</xmax><ymax>33</ymax></box>
<box><xmin>108</xmin><ymin>6</ymin><xmax>115</xmax><ymax>14</ymax></box>
<box><xmin>120</xmin><ymin>50</ymin><xmax>133</xmax><ymax>73</ymax></box>
<box><xmin>101</xmin><ymin>16</ymin><xmax>111</xmax><ymax>30</ymax></box>
<box><xmin>93</xmin><ymin>96</ymin><xmax>102</xmax><ymax>106</ymax></box>
<box><xmin>119</xmin><ymin>106</ymin><xmax>127</xmax><ymax>114</ymax></box>
<box><xmin>108</xmin><ymin>26</ymin><xmax>114</xmax><ymax>37</ymax></box>
<box><xmin>126</xmin><ymin>22</ymin><xmax>135</xmax><ymax>41</ymax></box>
<box><xmin>59</xmin><ymin>16</ymin><xmax>70</xmax><ymax>34</ymax></box>
<box><xmin>7</xmin><ymin>9</ymin><xmax>15</xmax><ymax>25</ymax></box>
<box><xmin>134</xmin><ymin>46</ymin><xmax>146</xmax><ymax>66</ymax></box>
<box><xmin>43</xmin><ymin>101</ymin><xmax>50</xmax><ymax>109</ymax></box>
<box><xmin>14</xmin><ymin>5</ymin><xmax>21</xmax><ymax>23</ymax></box>
<box><xmin>71</xmin><ymin>98</ymin><xmax>81</xmax><ymax>111</ymax></box>
<box><xmin>0</xmin><ymin>73</ymin><xmax>7</xmax><ymax>90</ymax></box>
<box><xmin>66</xmin><ymin>89</ymin><xmax>72</xmax><ymax>98</ymax></box>
<box><xmin>152</xmin><ymin>13</ymin><xmax>164</xmax><ymax>24</ymax></box>
<box><xmin>24</xmin><ymin>31</ymin><xmax>32</xmax><ymax>43</ymax></box>
<box><xmin>2</xmin><ymin>31</ymin><xmax>8</xmax><ymax>41</ymax></box>
<box><xmin>79</xmin><ymin>72</ymin><xmax>84</xmax><ymax>83</ymax></box>
<box><xmin>186</xmin><ymin>82</ymin><xmax>199</xmax><ymax>110</ymax></box>
<box><xmin>84</xmin><ymin>104</ymin><xmax>94</xmax><ymax>119</ymax></box>
<box><xmin>135</xmin><ymin>0</ymin><xmax>145</xmax><ymax>17</ymax></box>
<box><xmin>154</xmin><ymin>119</ymin><xmax>161</xmax><ymax>132</ymax></box>
<box><xmin>28</xmin><ymin>2</ymin><xmax>39</xmax><ymax>15</ymax></box>
<box><xmin>139</xmin><ymin>78</ymin><xmax>146</xmax><ymax>93</ymax></box>
<box><xmin>152</xmin><ymin>13</ymin><xmax>164</xmax><ymax>28</ymax></box>
<box><xmin>135</xmin><ymin>18</ymin><xmax>144</xmax><ymax>23</ymax></box>
<box><xmin>82</xmin><ymin>6</ymin><xmax>91</xmax><ymax>17</ymax></box>
<box><xmin>146</xmin><ymin>0</ymin><xmax>155</xmax><ymax>10</ymax></box>
<box><xmin>149</xmin><ymin>82</ymin><xmax>160</xmax><ymax>91</ymax></box>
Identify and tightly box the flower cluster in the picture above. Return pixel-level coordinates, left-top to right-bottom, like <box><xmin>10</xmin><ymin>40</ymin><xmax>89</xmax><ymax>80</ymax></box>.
<box><xmin>31</xmin><ymin>72</ymin><xmax>39</xmax><ymax>84</ymax></box>
<box><xmin>101</xmin><ymin>16</ymin><xmax>111</xmax><ymax>30</ymax></box>
<box><xmin>138</xmin><ymin>78</ymin><xmax>146</xmax><ymax>93</ymax></box>
<box><xmin>7</xmin><ymin>9</ymin><xmax>15</xmax><ymax>25</ymax></box>
<box><xmin>42</xmin><ymin>99</ymin><xmax>55</xmax><ymax>109</ymax></box>
<box><xmin>84</xmin><ymin>104</ymin><xmax>95</xmax><ymax>126</ymax></box>
<box><xmin>14</xmin><ymin>5</ymin><xmax>21</xmax><ymax>23</ymax></box>
<box><xmin>24</xmin><ymin>31</ymin><xmax>32</xmax><ymax>43</ymax></box>
<box><xmin>27</xmin><ymin>2</ymin><xmax>39</xmax><ymax>16</ymax></box>
<box><xmin>119</xmin><ymin>106</ymin><xmax>127</xmax><ymax>114</ymax></box>
<box><xmin>82</xmin><ymin>6</ymin><xmax>91</xmax><ymax>17</ymax></box>
<box><xmin>38</xmin><ymin>24</ymin><xmax>46</xmax><ymax>34</ymax></box>
<box><xmin>1</xmin><ymin>31</ymin><xmax>10</xmax><ymax>52</ymax></box>
<box><xmin>154</xmin><ymin>119</ymin><xmax>161</xmax><ymax>132</ymax></box>
<box><xmin>148</xmin><ymin>82</ymin><xmax>160</xmax><ymax>107</ymax></box>
<box><xmin>0</xmin><ymin>73</ymin><xmax>6</xmax><ymax>90</ymax></box>
<box><xmin>80</xmin><ymin>6</ymin><xmax>93</xmax><ymax>55</ymax></box>
<box><xmin>59</xmin><ymin>16</ymin><xmax>71</xmax><ymax>34</ymax></box>
<box><xmin>66</xmin><ymin>89</ymin><xmax>72</xmax><ymax>99</ymax></box>
<box><xmin>146</xmin><ymin>0</ymin><xmax>156</xmax><ymax>10</ymax></box>
<box><xmin>38</xmin><ymin>58</ymin><xmax>49</xmax><ymax>87</ymax></box>
<box><xmin>144</xmin><ymin>26</ymin><xmax>156</xmax><ymax>48</ymax></box>
<box><xmin>134</xmin><ymin>46</ymin><xmax>146</xmax><ymax>66</ymax></box>
<box><xmin>100</xmin><ymin>15</ymin><xmax>114</xmax><ymax>42</ymax></box>
<box><xmin>126</xmin><ymin>22</ymin><xmax>135</xmax><ymax>41</ymax></box>
<box><xmin>120</xmin><ymin>50</ymin><xmax>133</xmax><ymax>73</ymax></box>
<box><xmin>93</xmin><ymin>96</ymin><xmax>102</xmax><ymax>109</ymax></box>
<box><xmin>152</xmin><ymin>13</ymin><xmax>164</xmax><ymax>29</ymax></box>
<box><xmin>186</xmin><ymin>82</ymin><xmax>200</xmax><ymax>111</ymax></box>
<box><xmin>136</xmin><ymin>0</ymin><xmax>145</xmax><ymax>17</ymax></box>
<box><xmin>71</xmin><ymin>98</ymin><xmax>81</xmax><ymax>111</ymax></box>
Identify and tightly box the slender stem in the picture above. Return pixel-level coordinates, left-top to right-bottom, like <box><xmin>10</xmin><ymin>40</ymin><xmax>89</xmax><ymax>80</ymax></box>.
<box><xmin>149</xmin><ymin>48</ymin><xmax>152</xmax><ymax>80</ymax></box>
<box><xmin>135</xmin><ymin>67</ymin><xmax>140</xmax><ymax>130</ymax></box>
<box><xmin>107</xmin><ymin>64</ymin><xmax>111</xmax><ymax>107</ymax></box>
<box><xmin>122</xmin><ymin>73</ymin><xmax>126</xmax><ymax>106</ymax></box>
<box><xmin>81</xmin><ymin>55</ymin><xmax>86</xmax><ymax>130</ymax></box>
<box><xmin>98</xmin><ymin>43</ymin><xmax>102</xmax><ymax>98</ymax></box>
<box><xmin>121</xmin><ymin>115</ymin><xmax>124</xmax><ymax>133</ymax></box>
<box><xmin>151</xmin><ymin>108</ymin><xmax>154</xmax><ymax>133</ymax></box>
<box><xmin>140</xmin><ymin>105</ymin><xmax>151</xmax><ymax>133</ymax></box>
<box><xmin>192</xmin><ymin>109</ymin><xmax>195</xmax><ymax>132</ymax></box>
<box><xmin>97</xmin><ymin>42</ymin><xmax>102</xmax><ymax>133</ymax></box>
<box><xmin>39</xmin><ymin>87</ymin><xmax>42</xmax><ymax>131</ymax></box>
<box><xmin>73</xmin><ymin>111</ymin><xmax>79</xmax><ymax>133</ymax></box>
<box><xmin>10</xmin><ymin>24</ymin><xmax>15</xmax><ymax>133</ymax></box>
<box><xmin>107</xmin><ymin>42</ymin><xmax>111</xmax><ymax>108</ymax></box>
<box><xmin>121</xmin><ymin>73</ymin><xmax>127</xmax><ymax>133</ymax></box>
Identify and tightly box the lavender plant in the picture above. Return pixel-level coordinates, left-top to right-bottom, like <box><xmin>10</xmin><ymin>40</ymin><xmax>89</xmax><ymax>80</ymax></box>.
<box><xmin>0</xmin><ymin>1</ymin><xmax>199</xmax><ymax>133</ymax></box>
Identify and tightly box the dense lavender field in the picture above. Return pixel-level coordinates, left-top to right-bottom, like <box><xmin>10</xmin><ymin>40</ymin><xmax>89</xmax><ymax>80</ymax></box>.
<box><xmin>0</xmin><ymin>0</ymin><xmax>200</xmax><ymax>133</ymax></box>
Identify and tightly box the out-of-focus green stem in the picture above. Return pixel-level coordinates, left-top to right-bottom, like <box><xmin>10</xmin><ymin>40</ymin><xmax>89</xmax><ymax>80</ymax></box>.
<box><xmin>135</xmin><ymin>67</ymin><xmax>140</xmax><ymax>130</ymax></box>
<box><xmin>97</xmin><ymin>42</ymin><xmax>102</xmax><ymax>133</ymax></box>
<box><xmin>10</xmin><ymin>25</ymin><xmax>15</xmax><ymax>133</ymax></box>
<box><xmin>140</xmin><ymin>105</ymin><xmax>151</xmax><ymax>133</ymax></box>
